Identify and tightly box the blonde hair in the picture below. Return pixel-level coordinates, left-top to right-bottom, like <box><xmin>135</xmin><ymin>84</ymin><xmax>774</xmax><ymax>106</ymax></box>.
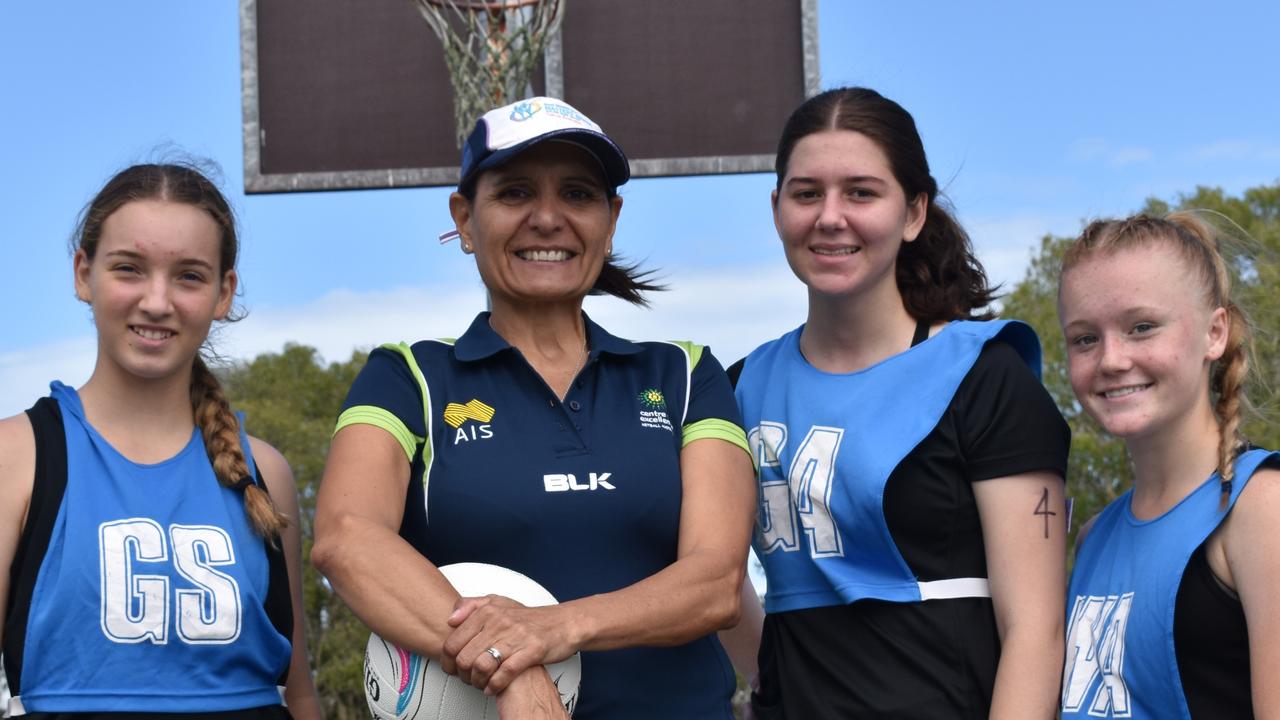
<box><xmin>1062</xmin><ymin>211</ymin><xmax>1253</xmax><ymax>504</ymax></box>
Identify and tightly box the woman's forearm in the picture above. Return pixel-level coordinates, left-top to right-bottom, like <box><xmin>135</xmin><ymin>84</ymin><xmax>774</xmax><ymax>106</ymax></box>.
<box><xmin>312</xmin><ymin>510</ymin><xmax>460</xmax><ymax>657</ymax></box>
<box><xmin>989</xmin><ymin>622</ymin><xmax>1064</xmax><ymax>719</ymax></box>
<box><xmin>562</xmin><ymin>546</ymin><xmax>746</xmax><ymax>652</ymax></box>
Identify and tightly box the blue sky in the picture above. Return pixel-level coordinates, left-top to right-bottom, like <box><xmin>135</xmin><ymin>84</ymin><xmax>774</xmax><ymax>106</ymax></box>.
<box><xmin>2</xmin><ymin>1</ymin><xmax>1278</xmax><ymax>417</ymax></box>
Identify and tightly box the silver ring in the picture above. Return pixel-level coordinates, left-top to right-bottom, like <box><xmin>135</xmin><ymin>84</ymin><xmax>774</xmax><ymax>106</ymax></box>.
<box><xmin>484</xmin><ymin>646</ymin><xmax>504</xmax><ymax>664</ymax></box>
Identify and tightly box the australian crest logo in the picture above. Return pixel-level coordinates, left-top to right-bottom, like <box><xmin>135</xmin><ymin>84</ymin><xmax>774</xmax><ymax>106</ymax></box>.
<box><xmin>637</xmin><ymin>388</ymin><xmax>673</xmax><ymax>433</ymax></box>
<box><xmin>444</xmin><ymin>399</ymin><xmax>495</xmax><ymax>444</ymax></box>
<box><xmin>509</xmin><ymin>101</ymin><xmax>542</xmax><ymax>122</ymax></box>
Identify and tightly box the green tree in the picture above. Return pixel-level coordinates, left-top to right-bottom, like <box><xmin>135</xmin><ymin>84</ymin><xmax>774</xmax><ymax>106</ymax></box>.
<box><xmin>1001</xmin><ymin>182</ymin><xmax>1280</xmax><ymax>548</ymax></box>
<box><xmin>221</xmin><ymin>344</ymin><xmax>371</xmax><ymax>720</ymax></box>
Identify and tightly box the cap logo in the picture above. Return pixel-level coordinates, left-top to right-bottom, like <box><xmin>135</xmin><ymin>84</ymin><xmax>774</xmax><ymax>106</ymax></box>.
<box><xmin>509</xmin><ymin>100</ymin><xmax>542</xmax><ymax>122</ymax></box>
<box><xmin>463</xmin><ymin>96</ymin><xmax>625</xmax><ymax>190</ymax></box>
<box><xmin>542</xmin><ymin>101</ymin><xmax>592</xmax><ymax>126</ymax></box>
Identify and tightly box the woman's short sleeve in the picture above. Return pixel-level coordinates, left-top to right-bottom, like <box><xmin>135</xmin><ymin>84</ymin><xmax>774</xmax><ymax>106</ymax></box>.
<box><xmin>681</xmin><ymin>347</ymin><xmax>750</xmax><ymax>455</ymax></box>
<box><xmin>334</xmin><ymin>346</ymin><xmax>426</xmax><ymax>461</ymax></box>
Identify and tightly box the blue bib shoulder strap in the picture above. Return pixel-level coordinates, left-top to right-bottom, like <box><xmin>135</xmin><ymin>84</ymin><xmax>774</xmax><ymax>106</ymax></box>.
<box><xmin>737</xmin><ymin>319</ymin><xmax>1043</xmax><ymax>612</ymax></box>
<box><xmin>1062</xmin><ymin>447</ymin><xmax>1278</xmax><ymax>718</ymax></box>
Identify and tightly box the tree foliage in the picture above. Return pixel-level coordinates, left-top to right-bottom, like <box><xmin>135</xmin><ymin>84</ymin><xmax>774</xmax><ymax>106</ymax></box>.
<box><xmin>1001</xmin><ymin>182</ymin><xmax>1280</xmax><ymax>548</ymax></box>
<box><xmin>221</xmin><ymin>344</ymin><xmax>371</xmax><ymax>720</ymax></box>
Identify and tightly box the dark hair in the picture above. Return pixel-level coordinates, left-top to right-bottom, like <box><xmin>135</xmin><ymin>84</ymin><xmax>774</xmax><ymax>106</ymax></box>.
<box><xmin>458</xmin><ymin>164</ymin><xmax>664</xmax><ymax>306</ymax></box>
<box><xmin>1062</xmin><ymin>212</ymin><xmax>1254</xmax><ymax>505</ymax></box>
<box><xmin>74</xmin><ymin>163</ymin><xmax>288</xmax><ymax>539</ymax></box>
<box><xmin>775</xmin><ymin>87</ymin><xmax>995</xmax><ymax>323</ymax></box>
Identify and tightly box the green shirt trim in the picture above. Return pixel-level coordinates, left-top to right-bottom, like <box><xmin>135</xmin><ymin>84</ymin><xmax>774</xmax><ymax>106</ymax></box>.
<box><xmin>682</xmin><ymin>417</ymin><xmax>751</xmax><ymax>457</ymax></box>
<box><xmin>377</xmin><ymin>342</ymin><xmax>438</xmax><ymax>483</ymax></box>
<box><xmin>334</xmin><ymin>405</ymin><xmax>422</xmax><ymax>461</ymax></box>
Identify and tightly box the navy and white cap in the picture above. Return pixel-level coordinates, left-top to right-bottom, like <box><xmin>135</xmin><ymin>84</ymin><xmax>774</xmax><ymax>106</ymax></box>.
<box><xmin>459</xmin><ymin>96</ymin><xmax>630</xmax><ymax>192</ymax></box>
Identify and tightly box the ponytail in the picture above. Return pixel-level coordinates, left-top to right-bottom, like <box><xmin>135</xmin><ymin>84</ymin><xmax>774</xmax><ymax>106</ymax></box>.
<box><xmin>190</xmin><ymin>356</ymin><xmax>289</xmax><ymax>539</ymax></box>
<box><xmin>897</xmin><ymin>199</ymin><xmax>997</xmax><ymax>324</ymax></box>
<box><xmin>590</xmin><ymin>256</ymin><xmax>666</xmax><ymax>307</ymax></box>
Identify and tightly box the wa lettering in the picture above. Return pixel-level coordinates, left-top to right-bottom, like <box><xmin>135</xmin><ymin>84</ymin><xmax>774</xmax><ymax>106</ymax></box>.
<box><xmin>1062</xmin><ymin>592</ymin><xmax>1134</xmax><ymax>717</ymax></box>
<box><xmin>749</xmin><ymin>422</ymin><xmax>844</xmax><ymax>559</ymax></box>
<box><xmin>99</xmin><ymin>518</ymin><xmax>243</xmax><ymax>646</ymax></box>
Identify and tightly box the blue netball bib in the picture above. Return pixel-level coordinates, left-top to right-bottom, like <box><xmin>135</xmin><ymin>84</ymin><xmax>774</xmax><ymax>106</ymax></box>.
<box><xmin>14</xmin><ymin>382</ymin><xmax>290</xmax><ymax>714</ymax></box>
<box><xmin>1061</xmin><ymin>448</ymin><xmax>1275</xmax><ymax>719</ymax></box>
<box><xmin>735</xmin><ymin>320</ymin><xmax>1040</xmax><ymax>612</ymax></box>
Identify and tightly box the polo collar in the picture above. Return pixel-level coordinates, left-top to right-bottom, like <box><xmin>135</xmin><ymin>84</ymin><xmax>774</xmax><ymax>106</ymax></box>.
<box><xmin>453</xmin><ymin>311</ymin><xmax>643</xmax><ymax>362</ymax></box>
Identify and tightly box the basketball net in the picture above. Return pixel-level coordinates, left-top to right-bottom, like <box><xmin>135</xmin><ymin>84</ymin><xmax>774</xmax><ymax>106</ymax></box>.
<box><xmin>411</xmin><ymin>0</ymin><xmax>564</xmax><ymax>148</ymax></box>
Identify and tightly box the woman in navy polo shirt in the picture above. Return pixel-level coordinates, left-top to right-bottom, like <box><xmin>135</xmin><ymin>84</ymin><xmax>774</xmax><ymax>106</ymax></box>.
<box><xmin>312</xmin><ymin>97</ymin><xmax>757</xmax><ymax>719</ymax></box>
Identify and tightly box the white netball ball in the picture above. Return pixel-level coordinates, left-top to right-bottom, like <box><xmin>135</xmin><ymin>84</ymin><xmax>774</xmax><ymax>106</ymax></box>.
<box><xmin>363</xmin><ymin>562</ymin><xmax>581</xmax><ymax>719</ymax></box>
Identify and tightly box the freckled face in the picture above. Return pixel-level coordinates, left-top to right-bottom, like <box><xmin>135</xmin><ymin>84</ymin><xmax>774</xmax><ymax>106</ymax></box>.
<box><xmin>450</xmin><ymin>141</ymin><xmax>622</xmax><ymax>309</ymax></box>
<box><xmin>74</xmin><ymin>199</ymin><xmax>234</xmax><ymax>382</ymax></box>
<box><xmin>773</xmin><ymin>130</ymin><xmax>926</xmax><ymax>302</ymax></box>
<box><xmin>1058</xmin><ymin>243</ymin><xmax>1227</xmax><ymax>441</ymax></box>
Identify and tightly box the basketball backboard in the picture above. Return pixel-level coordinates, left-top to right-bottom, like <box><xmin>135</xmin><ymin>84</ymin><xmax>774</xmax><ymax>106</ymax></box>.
<box><xmin>240</xmin><ymin>0</ymin><xmax>819</xmax><ymax>193</ymax></box>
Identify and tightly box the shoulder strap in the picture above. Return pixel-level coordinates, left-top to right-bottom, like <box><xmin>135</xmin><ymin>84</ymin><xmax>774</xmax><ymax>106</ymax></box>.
<box><xmin>726</xmin><ymin>357</ymin><xmax>745</xmax><ymax>389</ymax></box>
<box><xmin>910</xmin><ymin>319</ymin><xmax>930</xmax><ymax>347</ymax></box>
<box><xmin>1225</xmin><ymin>448</ymin><xmax>1280</xmax><ymax>506</ymax></box>
<box><xmin>5</xmin><ymin>397</ymin><xmax>69</xmax><ymax>695</ymax></box>
<box><xmin>254</xmin><ymin>464</ymin><xmax>295</xmax><ymax>685</ymax></box>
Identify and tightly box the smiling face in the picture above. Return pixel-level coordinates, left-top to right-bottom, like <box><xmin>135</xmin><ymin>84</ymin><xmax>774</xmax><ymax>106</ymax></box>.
<box><xmin>449</xmin><ymin>141</ymin><xmax>622</xmax><ymax>311</ymax></box>
<box><xmin>74</xmin><ymin>199</ymin><xmax>235</xmax><ymax>384</ymax></box>
<box><xmin>1058</xmin><ymin>242</ymin><xmax>1228</xmax><ymax>442</ymax></box>
<box><xmin>773</xmin><ymin>130</ymin><xmax>926</xmax><ymax>304</ymax></box>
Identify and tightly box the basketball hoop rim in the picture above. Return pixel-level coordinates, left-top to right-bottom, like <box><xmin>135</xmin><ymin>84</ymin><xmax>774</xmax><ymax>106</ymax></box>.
<box><xmin>421</xmin><ymin>0</ymin><xmax>545</xmax><ymax>10</ymax></box>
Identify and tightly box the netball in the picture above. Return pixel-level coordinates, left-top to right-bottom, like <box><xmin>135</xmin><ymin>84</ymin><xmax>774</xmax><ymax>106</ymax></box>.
<box><xmin>362</xmin><ymin>563</ymin><xmax>580</xmax><ymax>720</ymax></box>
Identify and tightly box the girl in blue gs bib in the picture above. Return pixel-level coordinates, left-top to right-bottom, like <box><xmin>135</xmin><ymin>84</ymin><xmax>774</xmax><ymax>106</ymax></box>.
<box><xmin>1058</xmin><ymin>213</ymin><xmax>1280</xmax><ymax>718</ymax></box>
<box><xmin>0</xmin><ymin>163</ymin><xmax>320</xmax><ymax>718</ymax></box>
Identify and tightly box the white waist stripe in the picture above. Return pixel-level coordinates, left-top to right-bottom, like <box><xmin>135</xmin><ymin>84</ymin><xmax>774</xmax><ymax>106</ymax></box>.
<box><xmin>918</xmin><ymin>577</ymin><xmax>991</xmax><ymax>600</ymax></box>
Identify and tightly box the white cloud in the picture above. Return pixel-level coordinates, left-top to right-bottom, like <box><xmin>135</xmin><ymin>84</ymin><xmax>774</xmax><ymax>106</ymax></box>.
<box><xmin>14</xmin><ymin>238</ymin><xmax>1110</xmax><ymax>420</ymax></box>
<box><xmin>1068</xmin><ymin>137</ymin><xmax>1110</xmax><ymax>162</ymax></box>
<box><xmin>1067</xmin><ymin>138</ymin><xmax>1152</xmax><ymax>167</ymax></box>
<box><xmin>220</xmin><ymin>284</ymin><xmax>490</xmax><ymax>364</ymax></box>
<box><xmin>0</xmin><ymin>266</ymin><xmax>809</xmax><ymax>418</ymax></box>
<box><xmin>0</xmin><ymin>336</ymin><xmax>99</xmax><ymax>418</ymax></box>
<box><xmin>582</xmin><ymin>264</ymin><xmax>808</xmax><ymax>364</ymax></box>
<box><xmin>1193</xmin><ymin>140</ymin><xmax>1280</xmax><ymax>162</ymax></box>
<box><xmin>968</xmin><ymin>214</ymin><xmax>1079</xmax><ymax>293</ymax></box>
<box><xmin>1107</xmin><ymin>147</ymin><xmax>1153</xmax><ymax>167</ymax></box>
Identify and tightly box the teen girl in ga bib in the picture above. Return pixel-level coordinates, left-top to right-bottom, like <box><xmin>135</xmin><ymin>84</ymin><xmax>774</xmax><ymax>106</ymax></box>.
<box><xmin>1058</xmin><ymin>213</ymin><xmax>1279</xmax><ymax>718</ymax></box>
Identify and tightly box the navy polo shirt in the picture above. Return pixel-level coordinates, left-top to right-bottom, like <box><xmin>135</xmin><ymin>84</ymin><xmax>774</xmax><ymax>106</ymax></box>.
<box><xmin>337</xmin><ymin>312</ymin><xmax>749</xmax><ymax>720</ymax></box>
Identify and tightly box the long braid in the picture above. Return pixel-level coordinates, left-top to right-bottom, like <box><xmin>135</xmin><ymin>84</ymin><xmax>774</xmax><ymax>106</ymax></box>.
<box><xmin>1212</xmin><ymin>302</ymin><xmax>1249</xmax><ymax>502</ymax></box>
<box><xmin>1166</xmin><ymin>211</ymin><xmax>1253</xmax><ymax>507</ymax></box>
<box><xmin>191</xmin><ymin>356</ymin><xmax>289</xmax><ymax>538</ymax></box>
